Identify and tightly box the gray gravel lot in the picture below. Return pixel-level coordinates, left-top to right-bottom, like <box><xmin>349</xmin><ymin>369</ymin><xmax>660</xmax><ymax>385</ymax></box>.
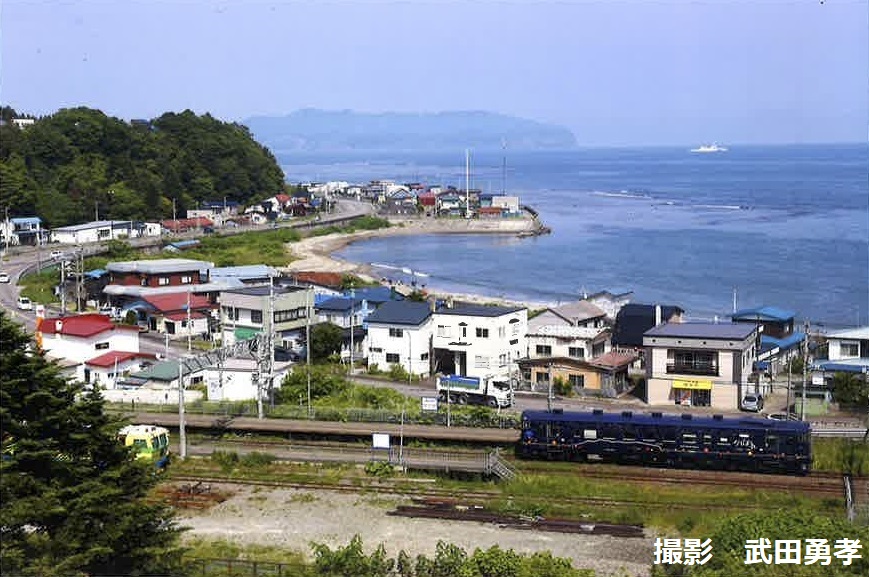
<box><xmin>179</xmin><ymin>485</ymin><xmax>653</xmax><ymax>576</ymax></box>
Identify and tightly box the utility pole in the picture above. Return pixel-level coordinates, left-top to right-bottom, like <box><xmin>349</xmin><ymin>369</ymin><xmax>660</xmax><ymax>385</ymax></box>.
<box><xmin>172</xmin><ymin>198</ymin><xmax>177</xmax><ymax>223</ymax></box>
<box><xmin>186</xmin><ymin>288</ymin><xmax>192</xmax><ymax>354</ymax></box>
<box><xmin>349</xmin><ymin>288</ymin><xmax>355</xmax><ymax>375</ymax></box>
<box><xmin>306</xmin><ymin>286</ymin><xmax>313</xmax><ymax>418</ymax></box>
<box><xmin>465</xmin><ymin>149</ymin><xmax>470</xmax><ymax>219</ymax></box>
<box><xmin>547</xmin><ymin>361</ymin><xmax>554</xmax><ymax>412</ymax></box>
<box><xmin>95</xmin><ymin>200</ymin><xmax>99</xmax><ymax>222</ymax></box>
<box><xmin>178</xmin><ymin>358</ymin><xmax>186</xmax><ymax>460</ymax></box>
<box><xmin>60</xmin><ymin>260</ymin><xmax>66</xmax><ymax>316</ymax></box>
<box><xmin>801</xmin><ymin>320</ymin><xmax>810</xmax><ymax>421</ymax></box>
<box><xmin>3</xmin><ymin>206</ymin><xmax>9</xmax><ymax>258</ymax></box>
<box><xmin>267</xmin><ymin>272</ymin><xmax>276</xmax><ymax>410</ymax></box>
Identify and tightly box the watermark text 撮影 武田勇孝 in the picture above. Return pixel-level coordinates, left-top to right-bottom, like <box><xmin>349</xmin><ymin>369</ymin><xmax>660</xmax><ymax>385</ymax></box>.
<box><xmin>653</xmin><ymin>537</ymin><xmax>862</xmax><ymax>566</ymax></box>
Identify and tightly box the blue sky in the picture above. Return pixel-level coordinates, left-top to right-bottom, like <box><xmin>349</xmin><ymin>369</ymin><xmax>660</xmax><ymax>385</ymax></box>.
<box><xmin>1</xmin><ymin>0</ymin><xmax>866</xmax><ymax>146</ymax></box>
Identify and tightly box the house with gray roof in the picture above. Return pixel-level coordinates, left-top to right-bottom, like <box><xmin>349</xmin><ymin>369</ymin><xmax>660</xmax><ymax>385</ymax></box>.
<box><xmin>365</xmin><ymin>301</ymin><xmax>434</xmax><ymax>376</ymax></box>
<box><xmin>432</xmin><ymin>302</ymin><xmax>528</xmax><ymax>383</ymax></box>
<box><xmin>527</xmin><ymin>300</ymin><xmax>611</xmax><ymax>363</ymax></box>
<box><xmin>643</xmin><ymin>321</ymin><xmax>759</xmax><ymax>410</ymax></box>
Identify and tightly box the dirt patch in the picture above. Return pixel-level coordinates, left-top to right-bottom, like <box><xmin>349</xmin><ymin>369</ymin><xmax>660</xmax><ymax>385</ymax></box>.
<box><xmin>179</xmin><ymin>485</ymin><xmax>653</xmax><ymax>576</ymax></box>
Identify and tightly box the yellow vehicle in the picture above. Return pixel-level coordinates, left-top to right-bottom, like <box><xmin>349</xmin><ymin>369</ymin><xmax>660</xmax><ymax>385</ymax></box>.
<box><xmin>118</xmin><ymin>425</ymin><xmax>170</xmax><ymax>469</ymax></box>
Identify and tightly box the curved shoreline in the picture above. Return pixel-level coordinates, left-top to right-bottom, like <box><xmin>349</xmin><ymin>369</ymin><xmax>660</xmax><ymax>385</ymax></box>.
<box><xmin>282</xmin><ymin>216</ymin><xmax>552</xmax><ymax>308</ymax></box>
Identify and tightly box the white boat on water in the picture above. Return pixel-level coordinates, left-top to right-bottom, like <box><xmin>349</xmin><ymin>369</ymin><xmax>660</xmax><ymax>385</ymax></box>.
<box><xmin>691</xmin><ymin>143</ymin><xmax>728</xmax><ymax>153</ymax></box>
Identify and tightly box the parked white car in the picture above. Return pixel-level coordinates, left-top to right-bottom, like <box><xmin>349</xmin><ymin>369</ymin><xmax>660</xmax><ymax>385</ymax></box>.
<box><xmin>50</xmin><ymin>250</ymin><xmax>64</xmax><ymax>260</ymax></box>
<box><xmin>0</xmin><ymin>271</ymin><xmax>10</xmax><ymax>283</ymax></box>
<box><xmin>17</xmin><ymin>296</ymin><xmax>33</xmax><ymax>310</ymax></box>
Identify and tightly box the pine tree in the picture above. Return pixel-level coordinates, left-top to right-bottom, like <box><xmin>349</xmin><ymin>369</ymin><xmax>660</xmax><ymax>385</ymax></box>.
<box><xmin>0</xmin><ymin>312</ymin><xmax>186</xmax><ymax>576</ymax></box>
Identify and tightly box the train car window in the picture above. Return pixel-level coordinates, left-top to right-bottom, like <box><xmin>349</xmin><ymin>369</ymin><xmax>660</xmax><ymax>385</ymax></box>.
<box><xmin>583</xmin><ymin>428</ymin><xmax>597</xmax><ymax>440</ymax></box>
<box><xmin>681</xmin><ymin>432</ymin><xmax>698</xmax><ymax>444</ymax></box>
<box><xmin>601</xmin><ymin>424</ymin><xmax>620</xmax><ymax>440</ymax></box>
<box><xmin>132</xmin><ymin>439</ymin><xmax>147</xmax><ymax>450</ymax></box>
<box><xmin>702</xmin><ymin>432</ymin><xmax>713</xmax><ymax>445</ymax></box>
<box><xmin>766</xmin><ymin>434</ymin><xmax>779</xmax><ymax>452</ymax></box>
<box><xmin>623</xmin><ymin>425</ymin><xmax>637</xmax><ymax>440</ymax></box>
<box><xmin>662</xmin><ymin>427</ymin><xmax>677</xmax><ymax>443</ymax></box>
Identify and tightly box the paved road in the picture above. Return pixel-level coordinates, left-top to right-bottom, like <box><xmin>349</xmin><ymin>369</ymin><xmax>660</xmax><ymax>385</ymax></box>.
<box><xmin>0</xmin><ymin>198</ymin><xmax>375</xmax><ymax>355</ymax></box>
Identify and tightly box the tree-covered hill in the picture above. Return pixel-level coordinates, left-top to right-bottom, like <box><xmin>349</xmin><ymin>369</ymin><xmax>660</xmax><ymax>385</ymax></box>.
<box><xmin>0</xmin><ymin>106</ymin><xmax>286</xmax><ymax>227</ymax></box>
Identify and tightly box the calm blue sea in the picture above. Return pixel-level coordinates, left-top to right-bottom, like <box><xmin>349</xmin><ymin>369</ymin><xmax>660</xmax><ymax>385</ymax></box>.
<box><xmin>277</xmin><ymin>144</ymin><xmax>868</xmax><ymax>329</ymax></box>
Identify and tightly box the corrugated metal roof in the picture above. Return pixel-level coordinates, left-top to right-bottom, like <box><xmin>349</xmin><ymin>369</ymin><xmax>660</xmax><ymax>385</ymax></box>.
<box><xmin>366</xmin><ymin>301</ymin><xmax>432</xmax><ymax>326</ymax></box>
<box><xmin>732</xmin><ymin>306</ymin><xmax>796</xmax><ymax>323</ymax></box>
<box><xmin>436</xmin><ymin>303</ymin><xmax>524</xmax><ymax>317</ymax></box>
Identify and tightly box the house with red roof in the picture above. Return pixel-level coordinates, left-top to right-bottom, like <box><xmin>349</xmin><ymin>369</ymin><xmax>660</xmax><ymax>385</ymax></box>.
<box><xmin>138</xmin><ymin>292</ymin><xmax>216</xmax><ymax>338</ymax></box>
<box><xmin>37</xmin><ymin>314</ymin><xmax>152</xmax><ymax>388</ymax></box>
<box><xmin>161</xmin><ymin>217</ymin><xmax>214</xmax><ymax>234</ymax></box>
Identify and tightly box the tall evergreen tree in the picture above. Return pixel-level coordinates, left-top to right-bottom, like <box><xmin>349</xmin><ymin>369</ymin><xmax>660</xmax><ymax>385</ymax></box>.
<box><xmin>0</xmin><ymin>312</ymin><xmax>186</xmax><ymax>576</ymax></box>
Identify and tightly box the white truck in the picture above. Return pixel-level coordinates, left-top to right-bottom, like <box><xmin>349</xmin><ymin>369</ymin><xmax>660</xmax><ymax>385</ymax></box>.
<box><xmin>436</xmin><ymin>374</ymin><xmax>513</xmax><ymax>408</ymax></box>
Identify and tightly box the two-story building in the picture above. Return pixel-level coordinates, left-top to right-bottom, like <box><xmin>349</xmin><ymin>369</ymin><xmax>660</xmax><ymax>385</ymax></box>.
<box><xmin>365</xmin><ymin>301</ymin><xmax>434</xmax><ymax>376</ymax></box>
<box><xmin>219</xmin><ymin>285</ymin><xmax>313</xmax><ymax>347</ymax></box>
<box><xmin>813</xmin><ymin>326</ymin><xmax>869</xmax><ymax>379</ymax></box>
<box><xmin>103</xmin><ymin>259</ymin><xmax>226</xmax><ymax>309</ymax></box>
<box><xmin>643</xmin><ymin>322</ymin><xmax>759</xmax><ymax>410</ymax></box>
<box><xmin>526</xmin><ymin>300</ymin><xmax>610</xmax><ymax>360</ymax></box>
<box><xmin>37</xmin><ymin>314</ymin><xmax>152</xmax><ymax>388</ymax></box>
<box><xmin>732</xmin><ymin>306</ymin><xmax>805</xmax><ymax>377</ymax></box>
<box><xmin>432</xmin><ymin>303</ymin><xmax>528</xmax><ymax>382</ymax></box>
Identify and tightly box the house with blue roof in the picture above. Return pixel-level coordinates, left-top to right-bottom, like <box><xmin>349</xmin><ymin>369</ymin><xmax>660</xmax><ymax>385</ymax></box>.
<box><xmin>643</xmin><ymin>321</ymin><xmax>760</xmax><ymax>410</ymax></box>
<box><xmin>732</xmin><ymin>306</ymin><xmax>805</xmax><ymax>376</ymax></box>
<box><xmin>365</xmin><ymin>301</ymin><xmax>435</xmax><ymax>376</ymax></box>
<box><xmin>6</xmin><ymin>216</ymin><xmax>47</xmax><ymax>246</ymax></box>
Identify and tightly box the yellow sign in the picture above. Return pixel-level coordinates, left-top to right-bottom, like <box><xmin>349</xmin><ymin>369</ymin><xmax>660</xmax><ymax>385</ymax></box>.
<box><xmin>673</xmin><ymin>379</ymin><xmax>713</xmax><ymax>391</ymax></box>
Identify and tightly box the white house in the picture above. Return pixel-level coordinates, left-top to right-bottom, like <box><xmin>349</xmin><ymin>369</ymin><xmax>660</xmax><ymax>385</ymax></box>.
<box><xmin>365</xmin><ymin>301</ymin><xmax>434</xmax><ymax>377</ymax></box>
<box><xmin>205</xmin><ymin>357</ymin><xmax>293</xmax><ymax>401</ymax></box>
<box><xmin>84</xmin><ymin>350</ymin><xmax>157</xmax><ymax>389</ymax></box>
<box><xmin>490</xmin><ymin>195</ymin><xmax>521</xmax><ymax>213</ymax></box>
<box><xmin>813</xmin><ymin>326</ymin><xmax>869</xmax><ymax>377</ymax></box>
<box><xmin>51</xmin><ymin>220</ymin><xmax>143</xmax><ymax>244</ymax></box>
<box><xmin>37</xmin><ymin>313</ymin><xmax>144</xmax><ymax>387</ymax></box>
<box><xmin>432</xmin><ymin>303</ymin><xmax>528</xmax><ymax>382</ymax></box>
<box><xmin>527</xmin><ymin>300</ymin><xmax>610</xmax><ymax>361</ymax></box>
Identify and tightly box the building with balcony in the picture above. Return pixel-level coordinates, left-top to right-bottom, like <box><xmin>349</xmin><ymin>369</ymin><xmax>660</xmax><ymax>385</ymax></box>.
<box><xmin>432</xmin><ymin>303</ymin><xmax>527</xmax><ymax>382</ymax></box>
<box><xmin>219</xmin><ymin>285</ymin><xmax>313</xmax><ymax>346</ymax></box>
<box><xmin>643</xmin><ymin>322</ymin><xmax>758</xmax><ymax>409</ymax></box>
<box><xmin>526</xmin><ymin>300</ymin><xmax>610</xmax><ymax>361</ymax></box>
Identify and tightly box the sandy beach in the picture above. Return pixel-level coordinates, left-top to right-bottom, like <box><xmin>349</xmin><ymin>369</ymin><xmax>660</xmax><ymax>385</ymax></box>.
<box><xmin>282</xmin><ymin>216</ymin><xmax>553</xmax><ymax>309</ymax></box>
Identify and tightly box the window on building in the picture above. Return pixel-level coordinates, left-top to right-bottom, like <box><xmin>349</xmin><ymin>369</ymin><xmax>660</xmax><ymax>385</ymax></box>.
<box><xmin>569</xmin><ymin>374</ymin><xmax>585</xmax><ymax>389</ymax></box>
<box><xmin>461</xmin><ymin>325</ymin><xmax>467</xmax><ymax>338</ymax></box>
<box><xmin>140</xmin><ymin>277</ymin><xmax>147</xmax><ymax>286</ymax></box>
<box><xmin>180</xmin><ymin>275</ymin><xmax>192</xmax><ymax>284</ymax></box>
<box><xmin>251</xmin><ymin>310</ymin><xmax>263</xmax><ymax>324</ymax></box>
<box><xmin>158</xmin><ymin>277</ymin><xmax>169</xmax><ymax>286</ymax></box>
<box><xmin>499</xmin><ymin>353</ymin><xmax>507</xmax><ymax>366</ymax></box>
<box><xmin>592</xmin><ymin>342</ymin><xmax>606</xmax><ymax>357</ymax></box>
<box><xmin>389</xmin><ymin>328</ymin><xmax>404</xmax><ymax>338</ymax></box>
<box><xmin>669</xmin><ymin>350</ymin><xmax>718</xmax><ymax>376</ymax></box>
<box><xmin>386</xmin><ymin>353</ymin><xmax>400</xmax><ymax>364</ymax></box>
<box><xmin>536</xmin><ymin>344</ymin><xmax>552</xmax><ymax>355</ymax></box>
<box><xmin>536</xmin><ymin>371</ymin><xmax>549</xmax><ymax>383</ymax></box>
<box><xmin>475</xmin><ymin>328</ymin><xmax>489</xmax><ymax>338</ymax></box>
<box><xmin>222</xmin><ymin>307</ymin><xmax>239</xmax><ymax>321</ymax></box>
<box><xmin>420</xmin><ymin>352</ymin><xmax>429</xmax><ymax>361</ymax></box>
<box><xmin>840</xmin><ymin>341</ymin><xmax>860</xmax><ymax>357</ymax></box>
<box><xmin>568</xmin><ymin>347</ymin><xmax>585</xmax><ymax>358</ymax></box>
<box><xmin>474</xmin><ymin>355</ymin><xmax>489</xmax><ymax>368</ymax></box>
<box><xmin>95</xmin><ymin>342</ymin><xmax>109</xmax><ymax>350</ymax></box>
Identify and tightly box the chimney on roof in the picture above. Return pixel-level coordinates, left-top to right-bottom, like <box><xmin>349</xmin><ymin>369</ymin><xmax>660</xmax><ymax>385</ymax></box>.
<box><xmin>655</xmin><ymin>304</ymin><xmax>662</xmax><ymax>326</ymax></box>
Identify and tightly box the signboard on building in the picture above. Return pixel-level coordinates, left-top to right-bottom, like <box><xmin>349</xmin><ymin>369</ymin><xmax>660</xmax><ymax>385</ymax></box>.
<box><xmin>421</xmin><ymin>396</ymin><xmax>438</xmax><ymax>412</ymax></box>
<box><xmin>672</xmin><ymin>379</ymin><xmax>713</xmax><ymax>391</ymax></box>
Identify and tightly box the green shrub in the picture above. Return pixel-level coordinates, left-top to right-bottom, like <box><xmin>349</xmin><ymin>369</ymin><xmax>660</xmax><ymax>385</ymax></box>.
<box><xmin>240</xmin><ymin>452</ymin><xmax>276</xmax><ymax>468</ymax></box>
<box><xmin>364</xmin><ymin>461</ymin><xmax>394</xmax><ymax>478</ymax></box>
<box><xmin>211</xmin><ymin>450</ymin><xmax>240</xmax><ymax>471</ymax></box>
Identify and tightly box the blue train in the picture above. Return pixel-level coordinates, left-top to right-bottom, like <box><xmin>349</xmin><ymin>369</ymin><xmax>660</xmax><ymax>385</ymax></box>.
<box><xmin>517</xmin><ymin>409</ymin><xmax>812</xmax><ymax>475</ymax></box>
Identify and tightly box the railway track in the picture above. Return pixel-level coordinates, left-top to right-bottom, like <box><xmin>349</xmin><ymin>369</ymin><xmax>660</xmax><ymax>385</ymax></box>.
<box><xmin>164</xmin><ymin>473</ymin><xmax>803</xmax><ymax>514</ymax></box>
<box><xmin>516</xmin><ymin>462</ymin><xmax>852</xmax><ymax>498</ymax></box>
<box><xmin>183</xmin><ymin>436</ymin><xmax>855</xmax><ymax>499</ymax></box>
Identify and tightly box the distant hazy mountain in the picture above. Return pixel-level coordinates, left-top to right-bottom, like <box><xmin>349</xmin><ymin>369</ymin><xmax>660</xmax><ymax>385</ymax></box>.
<box><xmin>243</xmin><ymin>109</ymin><xmax>577</xmax><ymax>151</ymax></box>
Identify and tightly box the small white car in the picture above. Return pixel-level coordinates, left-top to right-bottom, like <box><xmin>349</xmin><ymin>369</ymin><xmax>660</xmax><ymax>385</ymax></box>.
<box><xmin>0</xmin><ymin>271</ymin><xmax>9</xmax><ymax>283</ymax></box>
<box><xmin>50</xmin><ymin>250</ymin><xmax>64</xmax><ymax>260</ymax></box>
<box><xmin>17</xmin><ymin>296</ymin><xmax>33</xmax><ymax>310</ymax></box>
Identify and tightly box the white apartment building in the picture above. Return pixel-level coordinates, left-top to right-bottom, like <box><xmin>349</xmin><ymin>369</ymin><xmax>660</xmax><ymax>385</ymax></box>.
<box><xmin>365</xmin><ymin>301</ymin><xmax>434</xmax><ymax>377</ymax></box>
<box><xmin>432</xmin><ymin>303</ymin><xmax>528</xmax><ymax>381</ymax></box>
<box><xmin>526</xmin><ymin>301</ymin><xmax>610</xmax><ymax>361</ymax></box>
